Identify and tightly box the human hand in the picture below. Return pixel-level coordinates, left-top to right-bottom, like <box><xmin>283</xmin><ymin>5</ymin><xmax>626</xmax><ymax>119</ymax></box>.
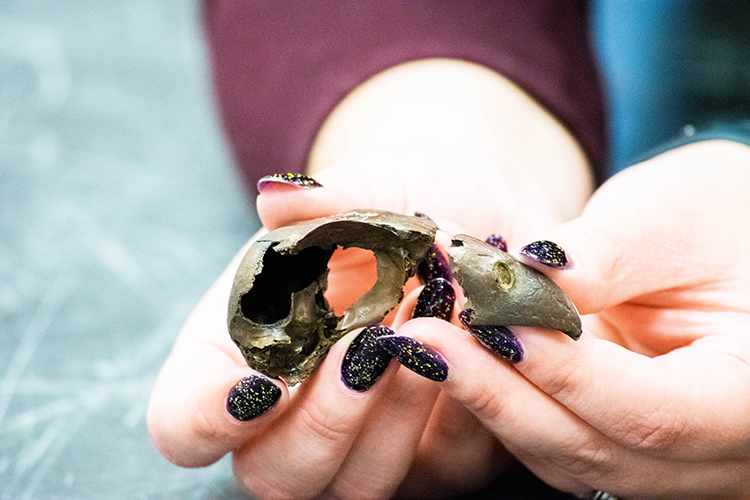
<box><xmin>147</xmin><ymin>152</ymin><xmax>589</xmax><ymax>498</ymax></box>
<box><xmin>392</xmin><ymin>140</ymin><xmax>750</xmax><ymax>499</ymax></box>
<box><xmin>146</xmin><ymin>168</ymin><xmax>529</xmax><ymax>499</ymax></box>
<box><xmin>146</xmin><ymin>231</ymin><xmax>509</xmax><ymax>498</ymax></box>
<box><xmin>147</xmin><ymin>59</ymin><xmax>597</xmax><ymax>499</ymax></box>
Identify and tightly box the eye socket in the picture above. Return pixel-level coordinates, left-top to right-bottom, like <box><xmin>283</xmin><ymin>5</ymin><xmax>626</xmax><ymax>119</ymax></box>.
<box><xmin>493</xmin><ymin>260</ymin><xmax>514</xmax><ymax>291</ymax></box>
<box><xmin>240</xmin><ymin>245</ymin><xmax>334</xmax><ymax>324</ymax></box>
<box><xmin>229</xmin><ymin>209</ymin><xmax>437</xmax><ymax>385</ymax></box>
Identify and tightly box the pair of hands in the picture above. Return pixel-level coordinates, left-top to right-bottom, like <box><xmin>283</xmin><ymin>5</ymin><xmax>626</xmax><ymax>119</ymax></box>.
<box><xmin>148</xmin><ymin>140</ymin><xmax>750</xmax><ymax>499</ymax></box>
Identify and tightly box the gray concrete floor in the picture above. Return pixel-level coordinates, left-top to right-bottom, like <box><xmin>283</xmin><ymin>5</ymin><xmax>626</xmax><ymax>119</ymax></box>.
<box><xmin>0</xmin><ymin>2</ymin><xmax>259</xmax><ymax>498</ymax></box>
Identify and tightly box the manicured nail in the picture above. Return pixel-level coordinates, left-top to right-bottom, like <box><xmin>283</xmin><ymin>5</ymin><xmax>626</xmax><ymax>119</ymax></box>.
<box><xmin>414</xmin><ymin>211</ymin><xmax>442</xmax><ymax>230</ymax></box>
<box><xmin>226</xmin><ymin>375</ymin><xmax>282</xmax><ymax>421</ymax></box>
<box><xmin>376</xmin><ymin>335</ymin><xmax>448</xmax><ymax>382</ymax></box>
<box><xmin>341</xmin><ymin>325</ymin><xmax>394</xmax><ymax>392</ymax></box>
<box><xmin>417</xmin><ymin>244</ymin><xmax>452</xmax><ymax>284</ymax></box>
<box><xmin>519</xmin><ymin>240</ymin><xmax>571</xmax><ymax>269</ymax></box>
<box><xmin>413</xmin><ymin>278</ymin><xmax>455</xmax><ymax>322</ymax></box>
<box><xmin>459</xmin><ymin>310</ymin><xmax>523</xmax><ymax>363</ymax></box>
<box><xmin>485</xmin><ymin>233</ymin><xmax>508</xmax><ymax>252</ymax></box>
<box><xmin>257</xmin><ymin>173</ymin><xmax>323</xmax><ymax>192</ymax></box>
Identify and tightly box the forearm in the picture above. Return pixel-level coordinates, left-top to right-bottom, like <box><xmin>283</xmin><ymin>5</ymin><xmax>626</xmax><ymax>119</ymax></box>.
<box><xmin>307</xmin><ymin>58</ymin><xmax>595</xmax><ymax>228</ymax></box>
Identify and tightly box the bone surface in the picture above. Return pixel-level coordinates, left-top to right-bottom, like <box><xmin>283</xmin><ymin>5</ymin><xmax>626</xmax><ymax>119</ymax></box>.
<box><xmin>228</xmin><ymin>209</ymin><xmax>436</xmax><ymax>385</ymax></box>
<box><xmin>447</xmin><ymin>234</ymin><xmax>582</xmax><ymax>340</ymax></box>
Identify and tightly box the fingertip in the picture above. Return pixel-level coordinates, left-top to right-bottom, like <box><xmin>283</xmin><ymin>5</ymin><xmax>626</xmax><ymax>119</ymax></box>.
<box><xmin>255</xmin><ymin>176</ymin><xmax>364</xmax><ymax>230</ymax></box>
<box><xmin>376</xmin><ymin>333</ymin><xmax>449</xmax><ymax>382</ymax></box>
<box><xmin>148</xmin><ymin>362</ymin><xmax>289</xmax><ymax>469</ymax></box>
<box><xmin>226</xmin><ymin>373</ymin><xmax>285</xmax><ymax>422</ymax></box>
<box><xmin>514</xmin><ymin>220</ymin><xmax>622</xmax><ymax>315</ymax></box>
<box><xmin>458</xmin><ymin>310</ymin><xmax>524</xmax><ymax>363</ymax></box>
<box><xmin>340</xmin><ymin>324</ymin><xmax>395</xmax><ymax>392</ymax></box>
<box><xmin>518</xmin><ymin>240</ymin><xmax>572</xmax><ymax>270</ymax></box>
<box><xmin>257</xmin><ymin>173</ymin><xmax>323</xmax><ymax>192</ymax></box>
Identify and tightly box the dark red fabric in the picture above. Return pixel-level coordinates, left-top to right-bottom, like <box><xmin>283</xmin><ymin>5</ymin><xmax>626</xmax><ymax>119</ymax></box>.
<box><xmin>204</xmin><ymin>1</ymin><xmax>606</xmax><ymax>196</ymax></box>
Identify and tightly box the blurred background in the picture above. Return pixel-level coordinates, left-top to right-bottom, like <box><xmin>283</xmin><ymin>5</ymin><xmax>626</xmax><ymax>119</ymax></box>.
<box><xmin>2</xmin><ymin>1</ymin><xmax>750</xmax><ymax>499</ymax></box>
<box><xmin>1</xmin><ymin>1</ymin><xmax>258</xmax><ymax>498</ymax></box>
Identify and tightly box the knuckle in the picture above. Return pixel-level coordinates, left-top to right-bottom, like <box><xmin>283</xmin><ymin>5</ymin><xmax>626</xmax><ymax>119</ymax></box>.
<box><xmin>544</xmin><ymin>360</ymin><xmax>584</xmax><ymax>404</ymax></box>
<box><xmin>326</xmin><ymin>480</ymin><xmax>391</xmax><ymax>500</ymax></box>
<box><xmin>617</xmin><ymin>409</ymin><xmax>687</xmax><ymax>452</ymax></box>
<box><xmin>147</xmin><ymin>397</ymin><xmax>225</xmax><ymax>468</ymax></box>
<box><xmin>298</xmin><ymin>401</ymin><xmax>359</xmax><ymax>443</ymax></box>
<box><xmin>234</xmin><ymin>453</ymin><xmax>304</xmax><ymax>500</ymax></box>
<box><xmin>557</xmin><ymin>434</ymin><xmax>617</xmax><ymax>478</ymax></box>
<box><xmin>592</xmin><ymin>230</ymin><xmax>624</xmax><ymax>286</ymax></box>
<box><xmin>563</xmin><ymin>221</ymin><xmax>624</xmax><ymax>311</ymax></box>
<box><xmin>238</xmin><ymin>476</ymin><xmax>298</xmax><ymax>500</ymax></box>
<box><xmin>192</xmin><ymin>403</ymin><xmax>223</xmax><ymax>442</ymax></box>
<box><xmin>460</xmin><ymin>383</ymin><xmax>505</xmax><ymax>423</ymax></box>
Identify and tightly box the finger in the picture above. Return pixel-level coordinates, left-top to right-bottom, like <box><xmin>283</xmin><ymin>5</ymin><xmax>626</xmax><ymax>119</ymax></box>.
<box><xmin>324</xmin><ymin>364</ymin><xmax>440</xmax><ymax>499</ymax></box>
<box><xmin>394</xmin><ymin>320</ymin><xmax>750</xmax><ymax>498</ymax></box>
<box><xmin>518</xmin><ymin>142</ymin><xmax>750</xmax><ymax>315</ymax></box>
<box><xmin>507</xmin><ymin>323</ymin><xmax>750</xmax><ymax>461</ymax></box>
<box><xmin>326</xmin><ymin>280</ymin><xmax>472</xmax><ymax>498</ymax></box>
<box><xmin>256</xmin><ymin>163</ymin><xmax>403</xmax><ymax>230</ymax></box>
<box><xmin>396</xmin><ymin>392</ymin><xmax>508</xmax><ymax>499</ymax></box>
<box><xmin>394</xmin><ymin>319</ymin><xmax>610</xmax><ymax>493</ymax></box>
<box><xmin>147</xmin><ymin>245</ymin><xmax>288</xmax><ymax>467</ymax></box>
<box><xmin>148</xmin><ymin>348</ymin><xmax>287</xmax><ymax>468</ymax></box>
<box><xmin>231</xmin><ymin>328</ymin><xmax>426</xmax><ymax>500</ymax></box>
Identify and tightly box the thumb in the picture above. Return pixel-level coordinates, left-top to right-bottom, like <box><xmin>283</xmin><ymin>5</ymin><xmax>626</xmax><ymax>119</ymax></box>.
<box><xmin>256</xmin><ymin>157</ymin><xmax>407</xmax><ymax>230</ymax></box>
<box><xmin>516</xmin><ymin>144</ymin><xmax>750</xmax><ymax>314</ymax></box>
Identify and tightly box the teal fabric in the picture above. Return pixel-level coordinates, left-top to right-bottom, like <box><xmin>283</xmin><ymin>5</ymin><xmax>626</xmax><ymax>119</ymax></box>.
<box><xmin>592</xmin><ymin>0</ymin><xmax>750</xmax><ymax>176</ymax></box>
<box><xmin>637</xmin><ymin>119</ymin><xmax>750</xmax><ymax>164</ymax></box>
<box><xmin>0</xmin><ymin>1</ymin><xmax>258</xmax><ymax>498</ymax></box>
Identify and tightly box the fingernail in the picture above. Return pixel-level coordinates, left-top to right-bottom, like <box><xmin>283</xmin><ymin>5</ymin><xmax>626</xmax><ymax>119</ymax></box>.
<box><xmin>257</xmin><ymin>173</ymin><xmax>323</xmax><ymax>192</ymax></box>
<box><xmin>519</xmin><ymin>240</ymin><xmax>571</xmax><ymax>269</ymax></box>
<box><xmin>485</xmin><ymin>233</ymin><xmax>508</xmax><ymax>252</ymax></box>
<box><xmin>459</xmin><ymin>310</ymin><xmax>523</xmax><ymax>363</ymax></box>
<box><xmin>413</xmin><ymin>278</ymin><xmax>455</xmax><ymax>322</ymax></box>
<box><xmin>417</xmin><ymin>244</ymin><xmax>452</xmax><ymax>284</ymax></box>
<box><xmin>226</xmin><ymin>375</ymin><xmax>282</xmax><ymax>421</ymax></box>
<box><xmin>341</xmin><ymin>325</ymin><xmax>394</xmax><ymax>392</ymax></box>
<box><xmin>376</xmin><ymin>335</ymin><xmax>448</xmax><ymax>382</ymax></box>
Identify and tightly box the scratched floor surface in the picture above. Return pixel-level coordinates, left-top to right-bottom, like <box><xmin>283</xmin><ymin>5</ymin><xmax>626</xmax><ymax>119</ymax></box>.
<box><xmin>0</xmin><ymin>2</ymin><xmax>259</xmax><ymax>498</ymax></box>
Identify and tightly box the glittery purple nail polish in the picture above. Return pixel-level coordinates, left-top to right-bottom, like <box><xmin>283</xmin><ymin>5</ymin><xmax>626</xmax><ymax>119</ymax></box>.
<box><xmin>485</xmin><ymin>233</ymin><xmax>508</xmax><ymax>252</ymax></box>
<box><xmin>417</xmin><ymin>244</ymin><xmax>453</xmax><ymax>284</ymax></box>
<box><xmin>459</xmin><ymin>310</ymin><xmax>523</xmax><ymax>363</ymax></box>
<box><xmin>341</xmin><ymin>325</ymin><xmax>394</xmax><ymax>392</ymax></box>
<box><xmin>376</xmin><ymin>335</ymin><xmax>448</xmax><ymax>382</ymax></box>
<box><xmin>520</xmin><ymin>240</ymin><xmax>571</xmax><ymax>269</ymax></box>
<box><xmin>226</xmin><ymin>375</ymin><xmax>282</xmax><ymax>421</ymax></box>
<box><xmin>413</xmin><ymin>278</ymin><xmax>455</xmax><ymax>322</ymax></box>
<box><xmin>257</xmin><ymin>173</ymin><xmax>323</xmax><ymax>192</ymax></box>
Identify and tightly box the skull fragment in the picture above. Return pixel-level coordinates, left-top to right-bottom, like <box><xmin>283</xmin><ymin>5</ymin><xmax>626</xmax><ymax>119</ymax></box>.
<box><xmin>227</xmin><ymin>209</ymin><xmax>436</xmax><ymax>385</ymax></box>
<box><xmin>446</xmin><ymin>234</ymin><xmax>582</xmax><ymax>340</ymax></box>
<box><xmin>228</xmin><ymin>211</ymin><xmax>583</xmax><ymax>386</ymax></box>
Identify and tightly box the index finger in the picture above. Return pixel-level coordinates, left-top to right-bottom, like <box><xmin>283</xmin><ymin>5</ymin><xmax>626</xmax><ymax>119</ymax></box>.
<box><xmin>512</xmin><ymin>324</ymin><xmax>750</xmax><ymax>461</ymax></box>
<box><xmin>147</xmin><ymin>236</ymin><xmax>289</xmax><ymax>468</ymax></box>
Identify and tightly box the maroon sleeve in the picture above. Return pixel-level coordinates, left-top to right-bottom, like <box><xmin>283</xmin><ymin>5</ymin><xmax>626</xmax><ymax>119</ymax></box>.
<box><xmin>204</xmin><ymin>0</ymin><xmax>607</xmax><ymax>196</ymax></box>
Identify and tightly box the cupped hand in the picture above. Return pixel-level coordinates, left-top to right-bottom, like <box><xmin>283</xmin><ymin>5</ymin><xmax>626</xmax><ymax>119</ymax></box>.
<box><xmin>148</xmin><ymin>140</ymin><xmax>586</xmax><ymax>499</ymax></box>
<box><xmin>148</xmin><ymin>57</ymin><xmax>603</xmax><ymax>499</ymax></box>
<box><xmin>396</xmin><ymin>140</ymin><xmax>750</xmax><ymax>499</ymax></box>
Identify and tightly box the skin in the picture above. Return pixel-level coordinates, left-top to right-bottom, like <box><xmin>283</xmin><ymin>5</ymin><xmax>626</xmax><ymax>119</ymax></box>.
<box><xmin>400</xmin><ymin>141</ymin><xmax>750</xmax><ymax>499</ymax></box>
<box><xmin>147</xmin><ymin>59</ymin><xmax>750</xmax><ymax>499</ymax></box>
